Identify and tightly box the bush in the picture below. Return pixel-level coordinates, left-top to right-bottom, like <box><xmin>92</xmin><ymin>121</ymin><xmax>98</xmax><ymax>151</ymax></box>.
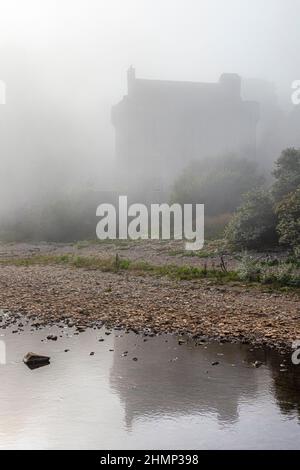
<box><xmin>276</xmin><ymin>188</ymin><xmax>300</xmax><ymax>254</ymax></box>
<box><xmin>225</xmin><ymin>189</ymin><xmax>278</xmax><ymax>249</ymax></box>
<box><xmin>205</xmin><ymin>213</ymin><xmax>233</xmax><ymax>239</ymax></box>
<box><xmin>260</xmin><ymin>264</ymin><xmax>294</xmax><ymax>285</ymax></box>
<box><xmin>237</xmin><ymin>254</ymin><xmax>300</xmax><ymax>286</ymax></box>
<box><xmin>224</xmin><ymin>147</ymin><xmax>300</xmax><ymax>252</ymax></box>
<box><xmin>171</xmin><ymin>155</ymin><xmax>264</xmax><ymax>216</ymax></box>
<box><xmin>272</xmin><ymin>148</ymin><xmax>300</xmax><ymax>203</ymax></box>
<box><xmin>0</xmin><ymin>190</ymin><xmax>101</xmax><ymax>242</ymax></box>
<box><xmin>237</xmin><ymin>253</ymin><xmax>261</xmax><ymax>281</ymax></box>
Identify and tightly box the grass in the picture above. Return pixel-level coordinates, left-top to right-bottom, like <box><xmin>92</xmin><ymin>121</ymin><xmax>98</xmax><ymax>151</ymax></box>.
<box><xmin>237</xmin><ymin>253</ymin><xmax>300</xmax><ymax>288</ymax></box>
<box><xmin>0</xmin><ymin>253</ymin><xmax>239</xmax><ymax>282</ymax></box>
<box><xmin>0</xmin><ymin>252</ymin><xmax>298</xmax><ymax>290</ymax></box>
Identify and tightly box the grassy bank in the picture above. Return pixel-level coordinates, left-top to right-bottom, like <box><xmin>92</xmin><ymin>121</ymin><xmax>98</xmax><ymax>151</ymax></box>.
<box><xmin>0</xmin><ymin>252</ymin><xmax>299</xmax><ymax>291</ymax></box>
<box><xmin>0</xmin><ymin>253</ymin><xmax>238</xmax><ymax>282</ymax></box>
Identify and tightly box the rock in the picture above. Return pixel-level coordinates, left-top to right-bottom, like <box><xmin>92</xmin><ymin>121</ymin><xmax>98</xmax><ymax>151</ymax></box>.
<box><xmin>46</xmin><ymin>334</ymin><xmax>57</xmax><ymax>341</ymax></box>
<box><xmin>253</xmin><ymin>360</ymin><xmax>263</xmax><ymax>368</ymax></box>
<box><xmin>98</xmin><ymin>338</ymin><xmax>104</xmax><ymax>342</ymax></box>
<box><xmin>132</xmin><ymin>357</ymin><xmax>138</xmax><ymax>361</ymax></box>
<box><xmin>90</xmin><ymin>352</ymin><xmax>95</xmax><ymax>356</ymax></box>
<box><xmin>212</xmin><ymin>361</ymin><xmax>219</xmax><ymax>366</ymax></box>
<box><xmin>169</xmin><ymin>357</ymin><xmax>178</xmax><ymax>362</ymax></box>
<box><xmin>64</xmin><ymin>349</ymin><xmax>69</xmax><ymax>352</ymax></box>
<box><xmin>76</xmin><ymin>326</ymin><xmax>86</xmax><ymax>333</ymax></box>
<box><xmin>23</xmin><ymin>352</ymin><xmax>50</xmax><ymax>370</ymax></box>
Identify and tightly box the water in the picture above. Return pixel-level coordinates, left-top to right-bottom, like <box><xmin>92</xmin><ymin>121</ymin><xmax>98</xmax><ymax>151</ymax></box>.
<box><xmin>0</xmin><ymin>319</ymin><xmax>300</xmax><ymax>449</ymax></box>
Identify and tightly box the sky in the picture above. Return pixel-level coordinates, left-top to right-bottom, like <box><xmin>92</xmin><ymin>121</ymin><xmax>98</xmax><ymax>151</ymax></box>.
<box><xmin>0</xmin><ymin>0</ymin><xmax>299</xmax><ymax>206</ymax></box>
<box><xmin>0</xmin><ymin>0</ymin><xmax>299</xmax><ymax>89</ymax></box>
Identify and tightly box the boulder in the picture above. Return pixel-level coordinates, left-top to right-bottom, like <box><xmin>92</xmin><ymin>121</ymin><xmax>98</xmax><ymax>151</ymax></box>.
<box><xmin>23</xmin><ymin>352</ymin><xmax>50</xmax><ymax>370</ymax></box>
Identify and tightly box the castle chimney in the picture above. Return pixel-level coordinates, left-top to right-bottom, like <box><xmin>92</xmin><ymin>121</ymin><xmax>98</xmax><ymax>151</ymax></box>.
<box><xmin>127</xmin><ymin>65</ymin><xmax>136</xmax><ymax>94</ymax></box>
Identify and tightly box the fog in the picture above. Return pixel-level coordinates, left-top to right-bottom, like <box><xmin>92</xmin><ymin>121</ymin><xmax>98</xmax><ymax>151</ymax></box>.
<box><xmin>0</xmin><ymin>0</ymin><xmax>300</xmax><ymax>239</ymax></box>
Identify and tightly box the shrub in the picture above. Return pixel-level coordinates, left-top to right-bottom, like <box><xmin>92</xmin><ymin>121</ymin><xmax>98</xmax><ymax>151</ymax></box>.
<box><xmin>225</xmin><ymin>189</ymin><xmax>278</xmax><ymax>249</ymax></box>
<box><xmin>205</xmin><ymin>213</ymin><xmax>233</xmax><ymax>239</ymax></box>
<box><xmin>272</xmin><ymin>148</ymin><xmax>300</xmax><ymax>203</ymax></box>
<box><xmin>171</xmin><ymin>154</ymin><xmax>264</xmax><ymax>216</ymax></box>
<box><xmin>276</xmin><ymin>188</ymin><xmax>300</xmax><ymax>254</ymax></box>
<box><xmin>237</xmin><ymin>254</ymin><xmax>300</xmax><ymax>286</ymax></box>
<box><xmin>237</xmin><ymin>253</ymin><xmax>261</xmax><ymax>282</ymax></box>
<box><xmin>260</xmin><ymin>264</ymin><xmax>292</xmax><ymax>285</ymax></box>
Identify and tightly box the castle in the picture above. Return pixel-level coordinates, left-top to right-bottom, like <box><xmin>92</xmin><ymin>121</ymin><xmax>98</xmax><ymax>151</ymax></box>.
<box><xmin>112</xmin><ymin>67</ymin><xmax>259</xmax><ymax>189</ymax></box>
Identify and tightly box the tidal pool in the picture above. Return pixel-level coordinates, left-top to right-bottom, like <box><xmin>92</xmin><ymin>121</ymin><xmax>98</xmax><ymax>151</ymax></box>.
<box><xmin>0</xmin><ymin>319</ymin><xmax>299</xmax><ymax>449</ymax></box>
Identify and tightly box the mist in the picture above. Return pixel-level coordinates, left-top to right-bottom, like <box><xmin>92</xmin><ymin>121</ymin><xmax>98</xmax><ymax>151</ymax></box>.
<box><xmin>0</xmin><ymin>0</ymin><xmax>300</xmax><ymax>238</ymax></box>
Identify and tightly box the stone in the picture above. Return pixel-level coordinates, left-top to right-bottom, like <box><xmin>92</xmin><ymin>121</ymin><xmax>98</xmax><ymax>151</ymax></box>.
<box><xmin>46</xmin><ymin>334</ymin><xmax>57</xmax><ymax>341</ymax></box>
<box><xmin>253</xmin><ymin>360</ymin><xmax>263</xmax><ymax>368</ymax></box>
<box><xmin>23</xmin><ymin>352</ymin><xmax>50</xmax><ymax>370</ymax></box>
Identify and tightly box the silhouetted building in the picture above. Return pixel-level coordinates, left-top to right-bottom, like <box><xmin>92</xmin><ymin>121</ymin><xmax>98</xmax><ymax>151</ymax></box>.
<box><xmin>112</xmin><ymin>67</ymin><xmax>259</xmax><ymax>188</ymax></box>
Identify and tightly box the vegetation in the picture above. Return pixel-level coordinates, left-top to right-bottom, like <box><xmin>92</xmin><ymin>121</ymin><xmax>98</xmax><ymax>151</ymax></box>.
<box><xmin>171</xmin><ymin>154</ymin><xmax>264</xmax><ymax>216</ymax></box>
<box><xmin>225</xmin><ymin>189</ymin><xmax>278</xmax><ymax>249</ymax></box>
<box><xmin>237</xmin><ymin>252</ymin><xmax>300</xmax><ymax>287</ymax></box>
<box><xmin>0</xmin><ymin>253</ymin><xmax>238</xmax><ymax>282</ymax></box>
<box><xmin>0</xmin><ymin>190</ymin><xmax>103</xmax><ymax>242</ymax></box>
<box><xmin>272</xmin><ymin>148</ymin><xmax>300</xmax><ymax>203</ymax></box>
<box><xmin>1</xmin><ymin>252</ymin><xmax>299</xmax><ymax>288</ymax></box>
<box><xmin>276</xmin><ymin>188</ymin><xmax>300</xmax><ymax>255</ymax></box>
<box><xmin>225</xmin><ymin>148</ymin><xmax>300</xmax><ymax>254</ymax></box>
<box><xmin>0</xmin><ymin>147</ymin><xmax>299</xmax><ymax>259</ymax></box>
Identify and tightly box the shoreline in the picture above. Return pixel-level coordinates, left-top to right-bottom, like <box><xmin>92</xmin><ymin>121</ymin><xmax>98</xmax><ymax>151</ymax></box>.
<box><xmin>0</xmin><ymin>309</ymin><xmax>295</xmax><ymax>354</ymax></box>
<box><xmin>0</xmin><ymin>261</ymin><xmax>299</xmax><ymax>353</ymax></box>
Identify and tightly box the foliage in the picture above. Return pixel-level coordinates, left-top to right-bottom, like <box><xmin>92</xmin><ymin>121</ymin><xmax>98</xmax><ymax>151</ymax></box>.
<box><xmin>225</xmin><ymin>189</ymin><xmax>278</xmax><ymax>249</ymax></box>
<box><xmin>0</xmin><ymin>191</ymin><xmax>101</xmax><ymax>242</ymax></box>
<box><xmin>171</xmin><ymin>155</ymin><xmax>264</xmax><ymax>216</ymax></box>
<box><xmin>237</xmin><ymin>253</ymin><xmax>300</xmax><ymax>287</ymax></box>
<box><xmin>225</xmin><ymin>147</ymin><xmax>300</xmax><ymax>252</ymax></box>
<box><xmin>237</xmin><ymin>252</ymin><xmax>261</xmax><ymax>281</ymax></box>
<box><xmin>276</xmin><ymin>188</ymin><xmax>300</xmax><ymax>254</ymax></box>
<box><xmin>272</xmin><ymin>148</ymin><xmax>300</xmax><ymax>203</ymax></box>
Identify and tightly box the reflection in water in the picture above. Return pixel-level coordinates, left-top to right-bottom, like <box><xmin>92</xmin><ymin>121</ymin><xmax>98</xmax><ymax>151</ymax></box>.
<box><xmin>110</xmin><ymin>334</ymin><xmax>260</xmax><ymax>427</ymax></box>
<box><xmin>0</xmin><ymin>320</ymin><xmax>299</xmax><ymax>449</ymax></box>
<box><xmin>269</xmin><ymin>355</ymin><xmax>300</xmax><ymax>421</ymax></box>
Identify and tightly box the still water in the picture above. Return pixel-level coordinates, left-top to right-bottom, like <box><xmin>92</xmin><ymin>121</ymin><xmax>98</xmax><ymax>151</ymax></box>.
<box><xmin>0</xmin><ymin>319</ymin><xmax>300</xmax><ymax>449</ymax></box>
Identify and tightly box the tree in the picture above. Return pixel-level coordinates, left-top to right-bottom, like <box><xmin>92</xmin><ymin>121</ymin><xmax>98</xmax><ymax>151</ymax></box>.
<box><xmin>272</xmin><ymin>148</ymin><xmax>300</xmax><ymax>203</ymax></box>
<box><xmin>171</xmin><ymin>155</ymin><xmax>264</xmax><ymax>216</ymax></box>
<box><xmin>225</xmin><ymin>189</ymin><xmax>278</xmax><ymax>249</ymax></box>
<box><xmin>276</xmin><ymin>188</ymin><xmax>300</xmax><ymax>254</ymax></box>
